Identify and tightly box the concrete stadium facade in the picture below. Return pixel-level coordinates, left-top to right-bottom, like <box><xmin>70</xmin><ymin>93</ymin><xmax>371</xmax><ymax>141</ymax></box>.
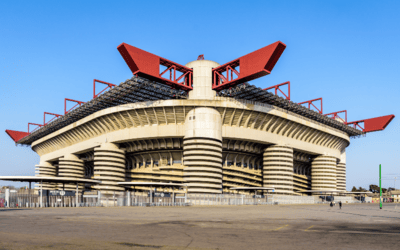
<box><xmin>31</xmin><ymin>59</ymin><xmax>350</xmax><ymax>196</ymax></box>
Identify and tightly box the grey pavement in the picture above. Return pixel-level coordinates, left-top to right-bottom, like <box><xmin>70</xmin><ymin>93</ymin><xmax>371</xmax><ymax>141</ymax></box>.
<box><xmin>0</xmin><ymin>203</ymin><xmax>399</xmax><ymax>249</ymax></box>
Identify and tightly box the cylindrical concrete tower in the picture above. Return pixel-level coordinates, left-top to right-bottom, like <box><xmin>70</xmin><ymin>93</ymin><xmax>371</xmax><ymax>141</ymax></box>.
<box><xmin>183</xmin><ymin>107</ymin><xmax>223</xmax><ymax>193</ymax></box>
<box><xmin>185</xmin><ymin>60</ymin><xmax>220</xmax><ymax>100</ymax></box>
<box><xmin>311</xmin><ymin>155</ymin><xmax>337</xmax><ymax>190</ymax></box>
<box><xmin>336</xmin><ymin>150</ymin><xmax>346</xmax><ymax>192</ymax></box>
<box><xmin>58</xmin><ymin>153</ymin><xmax>84</xmax><ymax>190</ymax></box>
<box><xmin>35</xmin><ymin>161</ymin><xmax>57</xmax><ymax>190</ymax></box>
<box><xmin>263</xmin><ymin>145</ymin><xmax>294</xmax><ymax>195</ymax></box>
<box><xmin>183</xmin><ymin>59</ymin><xmax>223</xmax><ymax>193</ymax></box>
<box><xmin>93</xmin><ymin>142</ymin><xmax>126</xmax><ymax>194</ymax></box>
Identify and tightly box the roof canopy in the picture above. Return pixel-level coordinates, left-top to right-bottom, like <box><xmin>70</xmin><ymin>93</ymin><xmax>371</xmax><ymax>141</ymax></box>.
<box><xmin>230</xmin><ymin>187</ymin><xmax>274</xmax><ymax>190</ymax></box>
<box><xmin>118</xmin><ymin>182</ymin><xmax>187</xmax><ymax>187</ymax></box>
<box><xmin>340</xmin><ymin>191</ymin><xmax>372</xmax><ymax>194</ymax></box>
<box><xmin>300</xmin><ymin>190</ymin><xmax>340</xmax><ymax>193</ymax></box>
<box><xmin>0</xmin><ymin>176</ymin><xmax>101</xmax><ymax>184</ymax></box>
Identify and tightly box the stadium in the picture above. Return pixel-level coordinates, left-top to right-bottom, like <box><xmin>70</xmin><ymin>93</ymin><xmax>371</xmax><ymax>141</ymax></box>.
<box><xmin>4</xmin><ymin>41</ymin><xmax>394</xmax><ymax>201</ymax></box>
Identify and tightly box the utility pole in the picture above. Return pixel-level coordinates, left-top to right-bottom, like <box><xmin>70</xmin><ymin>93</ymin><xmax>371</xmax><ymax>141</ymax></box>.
<box><xmin>380</xmin><ymin>164</ymin><xmax>382</xmax><ymax>210</ymax></box>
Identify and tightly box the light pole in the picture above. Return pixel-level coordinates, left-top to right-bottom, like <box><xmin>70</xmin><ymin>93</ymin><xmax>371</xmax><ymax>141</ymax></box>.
<box><xmin>380</xmin><ymin>164</ymin><xmax>382</xmax><ymax>210</ymax></box>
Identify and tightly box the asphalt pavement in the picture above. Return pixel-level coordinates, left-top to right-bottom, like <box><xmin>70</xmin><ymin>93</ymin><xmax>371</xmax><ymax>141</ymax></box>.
<box><xmin>0</xmin><ymin>203</ymin><xmax>399</xmax><ymax>249</ymax></box>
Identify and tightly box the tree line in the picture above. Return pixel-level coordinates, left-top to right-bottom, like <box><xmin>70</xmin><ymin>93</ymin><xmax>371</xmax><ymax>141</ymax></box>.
<box><xmin>350</xmin><ymin>184</ymin><xmax>396</xmax><ymax>193</ymax></box>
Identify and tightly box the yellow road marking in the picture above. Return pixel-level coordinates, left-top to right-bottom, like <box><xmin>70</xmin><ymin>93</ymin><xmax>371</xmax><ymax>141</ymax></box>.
<box><xmin>273</xmin><ymin>224</ymin><xmax>289</xmax><ymax>231</ymax></box>
<box><xmin>305</xmin><ymin>225</ymin><xmax>315</xmax><ymax>231</ymax></box>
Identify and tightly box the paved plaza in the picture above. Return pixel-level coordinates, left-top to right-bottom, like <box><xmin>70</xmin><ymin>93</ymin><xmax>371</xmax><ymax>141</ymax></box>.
<box><xmin>0</xmin><ymin>203</ymin><xmax>400</xmax><ymax>249</ymax></box>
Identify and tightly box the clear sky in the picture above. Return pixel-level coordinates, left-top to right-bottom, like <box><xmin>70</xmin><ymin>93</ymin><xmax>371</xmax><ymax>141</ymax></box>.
<box><xmin>0</xmin><ymin>0</ymin><xmax>399</xmax><ymax>190</ymax></box>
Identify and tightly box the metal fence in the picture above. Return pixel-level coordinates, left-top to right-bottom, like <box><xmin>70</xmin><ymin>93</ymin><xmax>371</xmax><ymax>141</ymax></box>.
<box><xmin>188</xmin><ymin>194</ymin><xmax>318</xmax><ymax>205</ymax></box>
<box><xmin>1</xmin><ymin>189</ymin><xmax>365</xmax><ymax>208</ymax></box>
<box><xmin>100</xmin><ymin>192</ymin><xmax>188</xmax><ymax>207</ymax></box>
<box><xmin>189</xmin><ymin>193</ymin><xmax>271</xmax><ymax>205</ymax></box>
<box><xmin>4</xmin><ymin>193</ymin><xmax>100</xmax><ymax>208</ymax></box>
<box><xmin>268</xmin><ymin>195</ymin><xmax>316</xmax><ymax>204</ymax></box>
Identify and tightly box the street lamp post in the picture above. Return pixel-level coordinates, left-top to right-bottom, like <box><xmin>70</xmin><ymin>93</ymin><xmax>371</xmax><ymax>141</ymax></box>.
<box><xmin>380</xmin><ymin>164</ymin><xmax>382</xmax><ymax>210</ymax></box>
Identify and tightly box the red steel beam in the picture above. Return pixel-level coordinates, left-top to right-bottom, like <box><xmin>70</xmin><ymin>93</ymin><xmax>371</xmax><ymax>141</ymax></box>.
<box><xmin>28</xmin><ymin>123</ymin><xmax>43</xmax><ymax>133</ymax></box>
<box><xmin>197</xmin><ymin>54</ymin><xmax>204</xmax><ymax>60</ymax></box>
<box><xmin>212</xmin><ymin>41</ymin><xmax>286</xmax><ymax>91</ymax></box>
<box><xmin>44</xmin><ymin>112</ymin><xmax>62</xmax><ymax>125</ymax></box>
<box><xmin>5</xmin><ymin>130</ymin><xmax>30</xmax><ymax>142</ymax></box>
<box><xmin>347</xmin><ymin>115</ymin><xmax>395</xmax><ymax>133</ymax></box>
<box><xmin>117</xmin><ymin>43</ymin><xmax>193</xmax><ymax>91</ymax></box>
<box><xmin>298</xmin><ymin>98</ymin><xmax>323</xmax><ymax>114</ymax></box>
<box><xmin>263</xmin><ymin>81</ymin><xmax>290</xmax><ymax>100</ymax></box>
<box><xmin>325</xmin><ymin>110</ymin><xmax>347</xmax><ymax>124</ymax></box>
<box><xmin>65</xmin><ymin>98</ymin><xmax>85</xmax><ymax>115</ymax></box>
<box><xmin>94</xmin><ymin>79</ymin><xmax>116</xmax><ymax>98</ymax></box>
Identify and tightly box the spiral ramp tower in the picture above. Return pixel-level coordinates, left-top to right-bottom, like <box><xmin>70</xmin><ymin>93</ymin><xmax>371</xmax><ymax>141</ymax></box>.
<box><xmin>58</xmin><ymin>154</ymin><xmax>85</xmax><ymax>190</ymax></box>
<box><xmin>182</xmin><ymin>59</ymin><xmax>224</xmax><ymax>194</ymax></box>
<box><xmin>263</xmin><ymin>146</ymin><xmax>294</xmax><ymax>195</ymax></box>
<box><xmin>183</xmin><ymin>107</ymin><xmax>223</xmax><ymax>194</ymax></box>
<box><xmin>35</xmin><ymin>161</ymin><xmax>57</xmax><ymax>190</ymax></box>
<box><xmin>311</xmin><ymin>155</ymin><xmax>337</xmax><ymax>191</ymax></box>
<box><xmin>93</xmin><ymin>142</ymin><xmax>126</xmax><ymax>195</ymax></box>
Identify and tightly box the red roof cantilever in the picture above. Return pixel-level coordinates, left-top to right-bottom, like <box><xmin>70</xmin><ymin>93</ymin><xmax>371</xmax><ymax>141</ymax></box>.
<box><xmin>118</xmin><ymin>41</ymin><xmax>286</xmax><ymax>92</ymax></box>
<box><xmin>5</xmin><ymin>130</ymin><xmax>30</xmax><ymax>143</ymax></box>
<box><xmin>117</xmin><ymin>43</ymin><xmax>193</xmax><ymax>91</ymax></box>
<box><xmin>347</xmin><ymin>115</ymin><xmax>395</xmax><ymax>133</ymax></box>
<box><xmin>212</xmin><ymin>41</ymin><xmax>286</xmax><ymax>91</ymax></box>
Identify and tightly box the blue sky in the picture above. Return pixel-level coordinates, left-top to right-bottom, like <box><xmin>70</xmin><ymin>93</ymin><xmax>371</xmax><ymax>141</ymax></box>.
<box><xmin>0</xmin><ymin>0</ymin><xmax>399</xmax><ymax>189</ymax></box>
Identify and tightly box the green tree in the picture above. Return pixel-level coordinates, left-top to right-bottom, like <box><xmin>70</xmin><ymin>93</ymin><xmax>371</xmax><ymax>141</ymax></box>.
<box><xmin>351</xmin><ymin>186</ymin><xmax>357</xmax><ymax>192</ymax></box>
<box><xmin>369</xmin><ymin>184</ymin><xmax>379</xmax><ymax>193</ymax></box>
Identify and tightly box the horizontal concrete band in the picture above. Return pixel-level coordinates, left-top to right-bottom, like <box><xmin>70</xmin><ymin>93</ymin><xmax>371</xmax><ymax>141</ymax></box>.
<box><xmin>263</xmin><ymin>146</ymin><xmax>294</xmax><ymax>194</ymax></box>
<box><xmin>184</xmin><ymin>138</ymin><xmax>223</xmax><ymax>194</ymax></box>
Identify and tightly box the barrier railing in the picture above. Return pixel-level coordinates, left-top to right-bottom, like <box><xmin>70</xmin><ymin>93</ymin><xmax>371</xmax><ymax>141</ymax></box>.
<box><xmin>1</xmin><ymin>190</ymin><xmax>365</xmax><ymax>208</ymax></box>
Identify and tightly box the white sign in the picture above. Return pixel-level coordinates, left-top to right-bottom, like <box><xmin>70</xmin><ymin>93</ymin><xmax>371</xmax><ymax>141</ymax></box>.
<box><xmin>59</xmin><ymin>191</ymin><xmax>66</xmax><ymax>196</ymax></box>
<box><xmin>57</xmin><ymin>199</ymin><xmax>62</xmax><ymax>202</ymax></box>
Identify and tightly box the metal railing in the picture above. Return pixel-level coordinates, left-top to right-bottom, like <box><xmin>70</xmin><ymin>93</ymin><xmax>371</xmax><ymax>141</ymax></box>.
<box><xmin>1</xmin><ymin>190</ymin><xmax>365</xmax><ymax>208</ymax></box>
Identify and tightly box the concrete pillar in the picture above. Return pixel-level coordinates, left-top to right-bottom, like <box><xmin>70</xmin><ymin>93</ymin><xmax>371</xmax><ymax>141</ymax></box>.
<box><xmin>5</xmin><ymin>189</ymin><xmax>10</xmax><ymax>208</ymax></box>
<box><xmin>40</xmin><ymin>180</ymin><xmax>43</xmax><ymax>208</ymax></box>
<box><xmin>28</xmin><ymin>182</ymin><xmax>31</xmax><ymax>208</ymax></box>
<box><xmin>76</xmin><ymin>183</ymin><xmax>79</xmax><ymax>207</ymax></box>
<box><xmin>183</xmin><ymin>107</ymin><xmax>223</xmax><ymax>194</ymax></box>
<box><xmin>93</xmin><ymin>142</ymin><xmax>126</xmax><ymax>196</ymax></box>
<box><xmin>185</xmin><ymin>60</ymin><xmax>220</xmax><ymax>100</ymax></box>
<box><xmin>185</xmin><ymin>187</ymin><xmax>187</xmax><ymax>203</ymax></box>
<box><xmin>58</xmin><ymin>154</ymin><xmax>84</xmax><ymax>190</ymax></box>
<box><xmin>263</xmin><ymin>145</ymin><xmax>294</xmax><ymax>195</ymax></box>
<box><xmin>311</xmin><ymin>155</ymin><xmax>337</xmax><ymax>191</ymax></box>
<box><xmin>337</xmin><ymin>150</ymin><xmax>346</xmax><ymax>192</ymax></box>
<box><xmin>127</xmin><ymin>191</ymin><xmax>131</xmax><ymax>206</ymax></box>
